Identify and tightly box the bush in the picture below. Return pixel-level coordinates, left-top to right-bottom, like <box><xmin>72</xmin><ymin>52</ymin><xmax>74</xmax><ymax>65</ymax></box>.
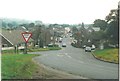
<box><xmin>104</xmin><ymin>42</ymin><xmax>109</xmax><ymax>49</ymax></box>
<box><xmin>71</xmin><ymin>43</ymin><xmax>78</xmax><ymax>47</ymax></box>
<box><xmin>48</xmin><ymin>44</ymin><xmax>59</xmax><ymax>47</ymax></box>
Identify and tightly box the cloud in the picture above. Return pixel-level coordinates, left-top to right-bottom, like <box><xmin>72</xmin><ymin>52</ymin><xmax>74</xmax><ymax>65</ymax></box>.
<box><xmin>0</xmin><ymin>0</ymin><xmax>119</xmax><ymax>24</ymax></box>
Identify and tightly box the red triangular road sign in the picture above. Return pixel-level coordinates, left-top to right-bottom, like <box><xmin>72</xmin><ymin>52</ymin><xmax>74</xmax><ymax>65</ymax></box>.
<box><xmin>22</xmin><ymin>32</ymin><xmax>32</xmax><ymax>43</ymax></box>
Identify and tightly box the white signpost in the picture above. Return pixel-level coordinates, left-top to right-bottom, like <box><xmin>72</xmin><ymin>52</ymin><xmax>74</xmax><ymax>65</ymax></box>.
<box><xmin>22</xmin><ymin>32</ymin><xmax>32</xmax><ymax>54</ymax></box>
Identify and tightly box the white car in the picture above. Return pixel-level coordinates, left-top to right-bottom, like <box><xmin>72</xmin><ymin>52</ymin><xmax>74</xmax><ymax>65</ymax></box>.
<box><xmin>82</xmin><ymin>45</ymin><xmax>86</xmax><ymax>48</ymax></box>
<box><xmin>62</xmin><ymin>43</ymin><xmax>66</xmax><ymax>47</ymax></box>
<box><xmin>91</xmin><ymin>45</ymin><xmax>95</xmax><ymax>50</ymax></box>
<box><xmin>85</xmin><ymin>46</ymin><xmax>91</xmax><ymax>52</ymax></box>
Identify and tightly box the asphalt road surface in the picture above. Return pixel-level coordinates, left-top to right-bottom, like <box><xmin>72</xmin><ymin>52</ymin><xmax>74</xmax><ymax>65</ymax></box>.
<box><xmin>30</xmin><ymin>35</ymin><xmax>118</xmax><ymax>79</ymax></box>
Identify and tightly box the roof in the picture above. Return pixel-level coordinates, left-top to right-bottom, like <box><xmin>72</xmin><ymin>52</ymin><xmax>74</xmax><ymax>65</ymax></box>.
<box><xmin>87</xmin><ymin>27</ymin><xmax>100</xmax><ymax>32</ymax></box>
<box><xmin>1</xmin><ymin>29</ymin><xmax>34</xmax><ymax>45</ymax></box>
<box><xmin>92</xmin><ymin>27</ymin><xmax>100</xmax><ymax>31</ymax></box>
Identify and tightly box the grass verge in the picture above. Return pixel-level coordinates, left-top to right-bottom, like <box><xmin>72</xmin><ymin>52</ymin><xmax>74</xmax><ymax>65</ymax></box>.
<box><xmin>2</xmin><ymin>47</ymin><xmax>61</xmax><ymax>54</ymax></box>
<box><xmin>2</xmin><ymin>49</ymin><xmax>22</xmax><ymax>54</ymax></box>
<box><xmin>93</xmin><ymin>48</ymin><xmax>118</xmax><ymax>64</ymax></box>
<box><xmin>28</xmin><ymin>47</ymin><xmax>61</xmax><ymax>52</ymax></box>
<box><xmin>2</xmin><ymin>54</ymin><xmax>39</xmax><ymax>79</ymax></box>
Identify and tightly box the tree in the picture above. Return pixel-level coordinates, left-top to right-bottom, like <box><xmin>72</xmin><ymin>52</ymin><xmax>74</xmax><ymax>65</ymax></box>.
<box><xmin>90</xmin><ymin>30</ymin><xmax>105</xmax><ymax>47</ymax></box>
<box><xmin>106</xmin><ymin>21</ymin><xmax>118</xmax><ymax>44</ymax></box>
<box><xmin>72</xmin><ymin>27</ymin><xmax>78</xmax><ymax>34</ymax></box>
<box><xmin>20</xmin><ymin>24</ymin><xmax>29</xmax><ymax>30</ymax></box>
<box><xmin>29</xmin><ymin>23</ymin><xmax>35</xmax><ymax>27</ymax></box>
<box><xmin>93</xmin><ymin>19</ymin><xmax>107</xmax><ymax>30</ymax></box>
<box><xmin>8</xmin><ymin>23</ymin><xmax>14</xmax><ymax>29</ymax></box>
<box><xmin>32</xmin><ymin>25</ymin><xmax>42</xmax><ymax>47</ymax></box>
<box><xmin>81</xmin><ymin>22</ymin><xmax>84</xmax><ymax>28</ymax></box>
<box><xmin>32</xmin><ymin>25</ymin><xmax>52</xmax><ymax>48</ymax></box>
<box><xmin>105</xmin><ymin>9</ymin><xmax>118</xmax><ymax>22</ymax></box>
<box><xmin>105</xmin><ymin>9</ymin><xmax>118</xmax><ymax>45</ymax></box>
<box><xmin>2</xmin><ymin>22</ymin><xmax>7</xmax><ymax>28</ymax></box>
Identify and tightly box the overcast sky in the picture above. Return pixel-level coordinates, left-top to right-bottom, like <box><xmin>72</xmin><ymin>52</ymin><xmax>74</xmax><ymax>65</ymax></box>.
<box><xmin>0</xmin><ymin>0</ymin><xmax>119</xmax><ymax>24</ymax></box>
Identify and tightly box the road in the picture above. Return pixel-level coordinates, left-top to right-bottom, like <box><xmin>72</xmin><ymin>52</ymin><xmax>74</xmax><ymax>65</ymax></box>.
<box><xmin>30</xmin><ymin>35</ymin><xmax>118</xmax><ymax>79</ymax></box>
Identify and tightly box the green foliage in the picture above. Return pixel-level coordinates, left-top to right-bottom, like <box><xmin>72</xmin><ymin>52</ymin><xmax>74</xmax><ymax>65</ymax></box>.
<box><xmin>48</xmin><ymin>44</ymin><xmax>59</xmax><ymax>47</ymax></box>
<box><xmin>91</xmin><ymin>31</ymin><xmax>105</xmax><ymax>40</ymax></box>
<box><xmin>2</xmin><ymin>54</ymin><xmax>39</xmax><ymax>79</ymax></box>
<box><xmin>72</xmin><ymin>27</ymin><xmax>78</xmax><ymax>33</ymax></box>
<box><xmin>93</xmin><ymin>19</ymin><xmax>107</xmax><ymax>30</ymax></box>
<box><xmin>106</xmin><ymin>9</ymin><xmax>118</xmax><ymax>22</ymax></box>
<box><xmin>91</xmin><ymin>8</ymin><xmax>118</xmax><ymax>48</ymax></box>
<box><xmin>28</xmin><ymin>48</ymin><xmax>49</xmax><ymax>52</ymax></box>
<box><xmin>28</xmin><ymin>47</ymin><xmax>61</xmax><ymax>52</ymax></box>
<box><xmin>2</xmin><ymin>22</ymin><xmax>7</xmax><ymax>28</ymax></box>
<box><xmin>2</xmin><ymin>49</ymin><xmax>23</xmax><ymax>54</ymax></box>
<box><xmin>2</xmin><ymin>50</ymin><xmax>15</xmax><ymax>54</ymax></box>
<box><xmin>90</xmin><ymin>31</ymin><xmax>105</xmax><ymax>47</ymax></box>
<box><xmin>29</xmin><ymin>23</ymin><xmax>35</xmax><ymax>27</ymax></box>
<box><xmin>105</xmin><ymin>9</ymin><xmax>118</xmax><ymax>45</ymax></box>
<box><xmin>32</xmin><ymin>26</ymin><xmax>42</xmax><ymax>46</ymax></box>
<box><xmin>81</xmin><ymin>22</ymin><xmax>84</xmax><ymax>28</ymax></box>
<box><xmin>61</xmin><ymin>24</ymin><xmax>70</xmax><ymax>27</ymax></box>
<box><xmin>106</xmin><ymin>21</ymin><xmax>118</xmax><ymax>44</ymax></box>
<box><xmin>71</xmin><ymin>43</ymin><xmax>78</xmax><ymax>48</ymax></box>
<box><xmin>48</xmin><ymin>47</ymin><xmax>61</xmax><ymax>50</ymax></box>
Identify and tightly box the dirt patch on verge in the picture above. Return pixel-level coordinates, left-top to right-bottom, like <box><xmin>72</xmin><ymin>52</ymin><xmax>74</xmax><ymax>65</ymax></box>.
<box><xmin>32</xmin><ymin>59</ymin><xmax>87</xmax><ymax>79</ymax></box>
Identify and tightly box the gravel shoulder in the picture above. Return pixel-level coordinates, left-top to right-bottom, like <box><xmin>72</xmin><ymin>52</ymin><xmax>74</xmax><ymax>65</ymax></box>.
<box><xmin>32</xmin><ymin>58</ymin><xmax>88</xmax><ymax>79</ymax></box>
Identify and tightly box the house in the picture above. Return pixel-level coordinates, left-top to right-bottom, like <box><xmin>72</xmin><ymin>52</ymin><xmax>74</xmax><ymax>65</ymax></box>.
<box><xmin>92</xmin><ymin>27</ymin><xmax>100</xmax><ymax>32</ymax></box>
<box><xmin>1</xmin><ymin>29</ymin><xmax>34</xmax><ymax>50</ymax></box>
<box><xmin>87</xmin><ymin>27</ymin><xmax>100</xmax><ymax>32</ymax></box>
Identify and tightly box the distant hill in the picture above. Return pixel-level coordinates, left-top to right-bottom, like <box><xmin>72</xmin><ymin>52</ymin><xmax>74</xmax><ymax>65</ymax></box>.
<box><xmin>1</xmin><ymin>18</ymin><xmax>32</xmax><ymax>28</ymax></box>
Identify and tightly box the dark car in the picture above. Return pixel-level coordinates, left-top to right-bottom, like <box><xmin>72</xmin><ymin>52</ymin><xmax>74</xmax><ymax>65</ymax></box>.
<box><xmin>59</xmin><ymin>40</ymin><xmax>62</xmax><ymax>43</ymax></box>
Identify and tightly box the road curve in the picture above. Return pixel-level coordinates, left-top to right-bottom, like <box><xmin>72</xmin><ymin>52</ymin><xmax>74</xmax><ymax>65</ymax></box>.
<box><xmin>30</xmin><ymin>35</ymin><xmax>118</xmax><ymax>79</ymax></box>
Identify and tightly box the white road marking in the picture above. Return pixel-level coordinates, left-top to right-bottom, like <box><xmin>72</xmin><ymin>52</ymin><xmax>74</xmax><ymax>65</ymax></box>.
<box><xmin>65</xmin><ymin>53</ymin><xmax>68</xmax><ymax>55</ymax></box>
<box><xmin>96</xmin><ymin>65</ymin><xmax>105</xmax><ymax>68</ymax></box>
<box><xmin>57</xmin><ymin>54</ymin><xmax>64</xmax><ymax>57</ymax></box>
<box><xmin>78</xmin><ymin>61</ymin><xmax>84</xmax><ymax>63</ymax></box>
<box><xmin>68</xmin><ymin>55</ymin><xmax>72</xmax><ymax>58</ymax></box>
<box><xmin>43</xmin><ymin>54</ymin><xmax>47</xmax><ymax>56</ymax></box>
<box><xmin>64</xmin><ymin>53</ymin><xmax>73</xmax><ymax>59</ymax></box>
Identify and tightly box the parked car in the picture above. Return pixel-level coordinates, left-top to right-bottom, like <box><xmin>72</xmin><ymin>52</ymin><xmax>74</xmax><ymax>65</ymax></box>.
<box><xmin>48</xmin><ymin>43</ymin><xmax>59</xmax><ymax>47</ymax></box>
<box><xmin>62</xmin><ymin>43</ymin><xmax>66</xmax><ymax>47</ymax></box>
<box><xmin>59</xmin><ymin>40</ymin><xmax>62</xmax><ymax>43</ymax></box>
<box><xmin>82</xmin><ymin>45</ymin><xmax>86</xmax><ymax>49</ymax></box>
<box><xmin>85</xmin><ymin>46</ymin><xmax>91</xmax><ymax>52</ymax></box>
<box><xmin>48</xmin><ymin>43</ymin><xmax>53</xmax><ymax>47</ymax></box>
<box><xmin>59</xmin><ymin>37</ymin><xmax>62</xmax><ymax>43</ymax></box>
<box><xmin>91</xmin><ymin>44</ymin><xmax>95</xmax><ymax>50</ymax></box>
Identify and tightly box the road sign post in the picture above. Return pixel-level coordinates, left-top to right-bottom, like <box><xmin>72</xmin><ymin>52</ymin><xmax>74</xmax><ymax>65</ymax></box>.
<box><xmin>24</xmin><ymin>42</ymin><xmax>27</xmax><ymax>54</ymax></box>
<box><xmin>21</xmin><ymin>32</ymin><xmax>32</xmax><ymax>54</ymax></box>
